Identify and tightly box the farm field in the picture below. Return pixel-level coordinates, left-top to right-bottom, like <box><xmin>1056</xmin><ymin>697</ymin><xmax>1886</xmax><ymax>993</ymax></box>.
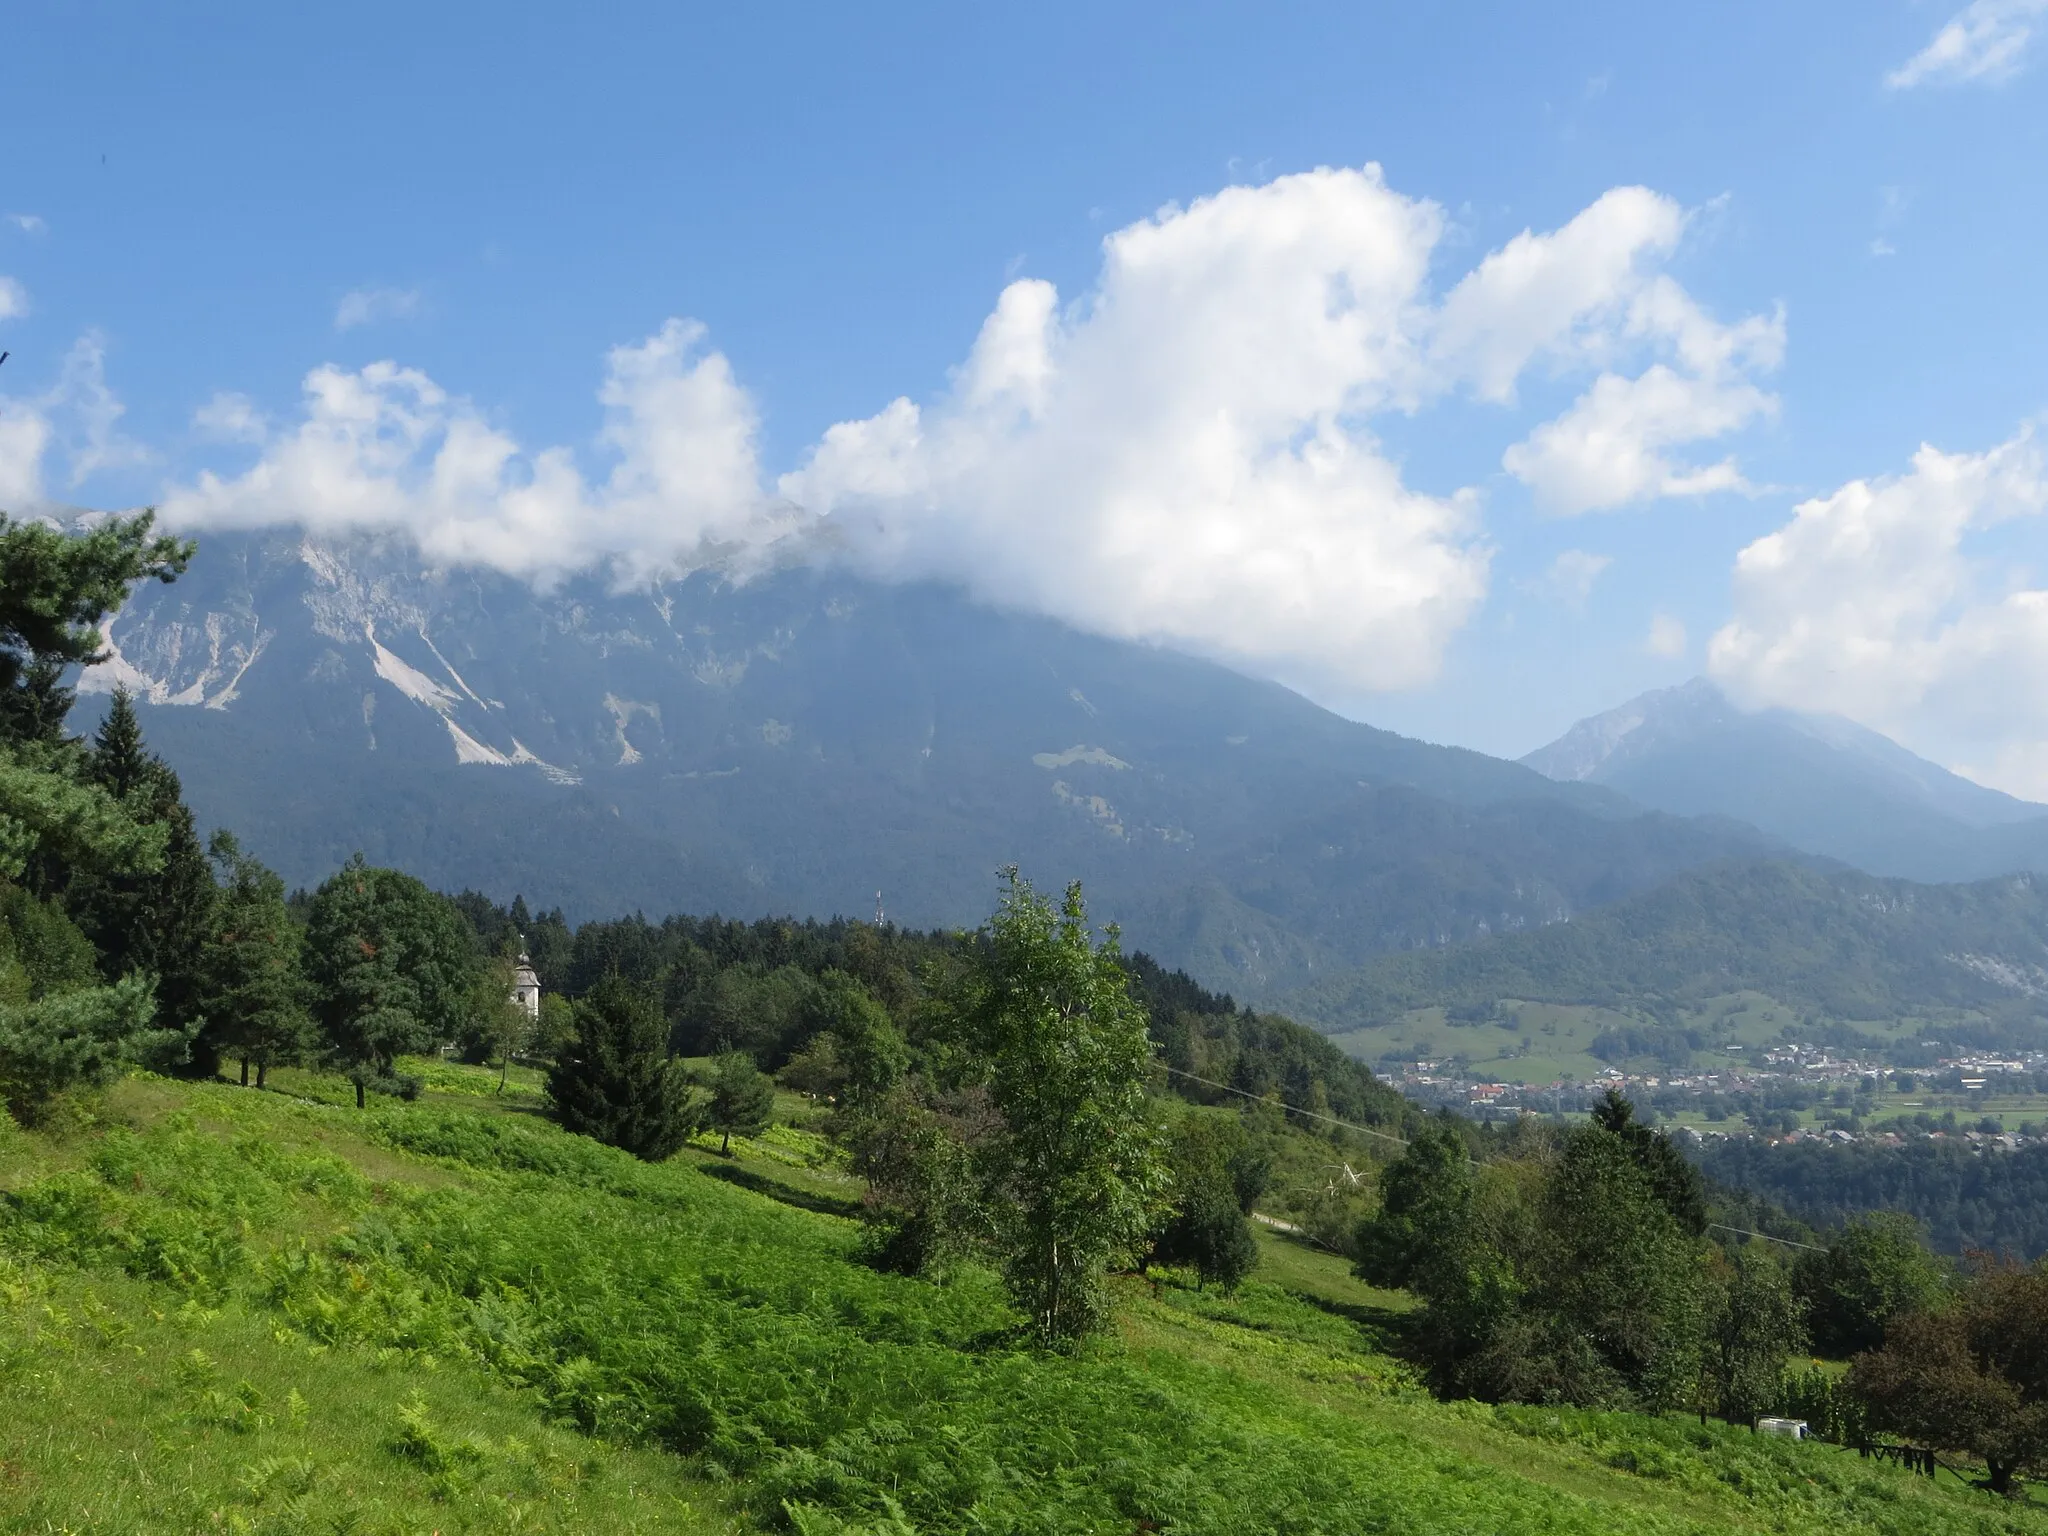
<box><xmin>1324</xmin><ymin>991</ymin><xmax>1943</xmax><ymax>1085</ymax></box>
<box><xmin>0</xmin><ymin>1063</ymin><xmax>2039</xmax><ymax>1535</ymax></box>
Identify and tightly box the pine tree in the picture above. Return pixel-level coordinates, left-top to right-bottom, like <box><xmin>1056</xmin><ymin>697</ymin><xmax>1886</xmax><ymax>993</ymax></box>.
<box><xmin>0</xmin><ymin>512</ymin><xmax>196</xmax><ymax>1119</ymax></box>
<box><xmin>0</xmin><ymin>510</ymin><xmax>190</xmax><ymax>749</ymax></box>
<box><xmin>547</xmin><ymin>977</ymin><xmax>698</xmax><ymax>1159</ymax></box>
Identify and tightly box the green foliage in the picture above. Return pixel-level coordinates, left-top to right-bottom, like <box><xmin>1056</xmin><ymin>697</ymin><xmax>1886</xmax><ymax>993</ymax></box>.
<box><xmin>0</xmin><ymin>508</ymin><xmax>190</xmax><ymax>746</ymax></box>
<box><xmin>1358</xmin><ymin>1108</ymin><xmax>1707</xmax><ymax>1410</ymax></box>
<box><xmin>1850</xmin><ymin>1258</ymin><xmax>2048</xmax><ymax>1495</ymax></box>
<box><xmin>846</xmin><ymin>1083</ymin><xmax>991</xmax><ymax>1276</ymax></box>
<box><xmin>702</xmin><ymin>1048</ymin><xmax>776</xmax><ymax>1154</ymax></box>
<box><xmin>548</xmin><ymin>977</ymin><xmax>700</xmax><ymax>1160</ymax></box>
<box><xmin>0</xmin><ymin>739</ymin><xmax>168</xmax><ymax>885</ymax></box>
<box><xmin>1593</xmin><ymin>1087</ymin><xmax>1709</xmax><ymax>1236</ymax></box>
<box><xmin>198</xmin><ymin>828</ymin><xmax>312</xmax><ymax>1086</ymax></box>
<box><xmin>939</xmin><ymin>873</ymin><xmax>1167</xmax><ymax>1344</ymax></box>
<box><xmin>1698</xmin><ymin>1137</ymin><xmax>2048</xmax><ymax>1260</ymax></box>
<box><xmin>63</xmin><ymin>689</ymin><xmax>218</xmax><ymax>1063</ymax></box>
<box><xmin>1286</xmin><ymin>858</ymin><xmax>2048</xmax><ymax>1030</ymax></box>
<box><xmin>0</xmin><ymin>971</ymin><xmax>172</xmax><ymax>1123</ymax></box>
<box><xmin>0</xmin><ymin>1076</ymin><xmax>2033</xmax><ymax>1534</ymax></box>
<box><xmin>1795</xmin><ymin>1212</ymin><xmax>1956</xmax><ymax>1356</ymax></box>
<box><xmin>1701</xmin><ymin>1250</ymin><xmax>1806</xmax><ymax>1426</ymax></box>
<box><xmin>304</xmin><ymin>853</ymin><xmax>478</xmax><ymax>1106</ymax></box>
<box><xmin>1150</xmin><ymin>1112</ymin><xmax>1261</xmax><ymax>1291</ymax></box>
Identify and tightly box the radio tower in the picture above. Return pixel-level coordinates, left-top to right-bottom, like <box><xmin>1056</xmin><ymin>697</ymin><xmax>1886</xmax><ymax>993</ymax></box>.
<box><xmin>874</xmin><ymin>890</ymin><xmax>885</xmax><ymax>926</ymax></box>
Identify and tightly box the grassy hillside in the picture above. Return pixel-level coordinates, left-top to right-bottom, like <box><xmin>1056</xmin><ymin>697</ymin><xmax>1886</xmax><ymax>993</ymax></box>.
<box><xmin>1</xmin><ymin>1067</ymin><xmax>2040</xmax><ymax>1534</ymax></box>
<box><xmin>1281</xmin><ymin>859</ymin><xmax>2048</xmax><ymax>1039</ymax></box>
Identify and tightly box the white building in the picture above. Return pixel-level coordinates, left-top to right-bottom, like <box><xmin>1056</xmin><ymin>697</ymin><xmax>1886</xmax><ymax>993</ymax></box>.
<box><xmin>511</xmin><ymin>949</ymin><xmax>541</xmax><ymax>1021</ymax></box>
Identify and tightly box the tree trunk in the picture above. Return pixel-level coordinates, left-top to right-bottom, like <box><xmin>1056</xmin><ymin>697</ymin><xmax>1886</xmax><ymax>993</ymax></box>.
<box><xmin>721</xmin><ymin>1129</ymin><xmax>732</xmax><ymax>1155</ymax></box>
<box><xmin>355</xmin><ymin>1077</ymin><xmax>367</xmax><ymax>1109</ymax></box>
<box><xmin>239</xmin><ymin>1058</ymin><xmax>250</xmax><ymax>1086</ymax></box>
<box><xmin>499</xmin><ymin>1056</ymin><xmax>509</xmax><ymax>1094</ymax></box>
<box><xmin>256</xmin><ymin>1060</ymin><xmax>268</xmax><ymax>1089</ymax></box>
<box><xmin>1987</xmin><ymin>1459</ymin><xmax>2014</xmax><ymax>1496</ymax></box>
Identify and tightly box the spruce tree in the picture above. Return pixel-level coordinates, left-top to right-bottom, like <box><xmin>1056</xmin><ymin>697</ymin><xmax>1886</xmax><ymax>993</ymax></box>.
<box><xmin>66</xmin><ymin>689</ymin><xmax>217</xmax><ymax>1070</ymax></box>
<box><xmin>547</xmin><ymin>976</ymin><xmax>698</xmax><ymax>1159</ymax></box>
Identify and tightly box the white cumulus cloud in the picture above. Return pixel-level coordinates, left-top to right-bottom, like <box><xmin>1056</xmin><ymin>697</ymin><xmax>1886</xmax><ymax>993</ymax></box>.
<box><xmin>1888</xmin><ymin>0</ymin><xmax>2048</xmax><ymax>87</ymax></box>
<box><xmin>163</xmin><ymin>319</ymin><xmax>779</xmax><ymax>584</ymax></box>
<box><xmin>0</xmin><ymin>276</ymin><xmax>27</xmax><ymax>322</ymax></box>
<box><xmin>1458</xmin><ymin>189</ymin><xmax>1784</xmax><ymax>514</ymax></box>
<box><xmin>6</xmin><ymin>215</ymin><xmax>44</xmax><ymax>235</ymax></box>
<box><xmin>334</xmin><ymin>287</ymin><xmax>422</xmax><ymax>331</ymax></box>
<box><xmin>192</xmin><ymin>391</ymin><xmax>267</xmax><ymax>444</ymax></box>
<box><xmin>1709</xmin><ymin>424</ymin><xmax>2048</xmax><ymax>797</ymax></box>
<box><xmin>163</xmin><ymin>166</ymin><xmax>1770</xmax><ymax>699</ymax></box>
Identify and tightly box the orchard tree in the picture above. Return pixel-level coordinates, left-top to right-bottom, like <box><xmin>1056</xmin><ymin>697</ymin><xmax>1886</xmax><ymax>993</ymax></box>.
<box><xmin>1851</xmin><ymin>1259</ymin><xmax>2048</xmax><ymax>1495</ymax></box>
<box><xmin>304</xmin><ymin>855</ymin><xmax>476</xmax><ymax>1106</ymax></box>
<box><xmin>941</xmin><ymin>871</ymin><xmax>1166</xmax><ymax>1345</ymax></box>
<box><xmin>548</xmin><ymin>977</ymin><xmax>698</xmax><ymax>1159</ymax></box>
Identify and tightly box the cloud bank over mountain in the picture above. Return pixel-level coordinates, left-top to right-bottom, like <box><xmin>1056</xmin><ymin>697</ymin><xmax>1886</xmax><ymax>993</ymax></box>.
<box><xmin>3</xmin><ymin>166</ymin><xmax>1763</xmax><ymax>699</ymax></box>
<box><xmin>1710</xmin><ymin>423</ymin><xmax>2048</xmax><ymax>796</ymax></box>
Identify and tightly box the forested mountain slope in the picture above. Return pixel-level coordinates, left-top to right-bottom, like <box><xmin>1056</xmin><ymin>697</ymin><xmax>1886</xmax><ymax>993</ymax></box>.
<box><xmin>1279</xmin><ymin>860</ymin><xmax>2048</xmax><ymax>1032</ymax></box>
<box><xmin>97</xmin><ymin>525</ymin><xmax>1773</xmax><ymax>995</ymax></box>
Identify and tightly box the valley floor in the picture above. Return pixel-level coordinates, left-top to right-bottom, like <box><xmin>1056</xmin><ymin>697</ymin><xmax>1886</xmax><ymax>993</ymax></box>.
<box><xmin>0</xmin><ymin>1066</ymin><xmax>2039</xmax><ymax>1536</ymax></box>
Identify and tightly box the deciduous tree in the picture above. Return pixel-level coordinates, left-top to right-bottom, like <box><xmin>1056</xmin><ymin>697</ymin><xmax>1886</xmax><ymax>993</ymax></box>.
<box><xmin>304</xmin><ymin>855</ymin><xmax>476</xmax><ymax>1106</ymax></box>
<box><xmin>1851</xmin><ymin>1259</ymin><xmax>2048</xmax><ymax>1495</ymax></box>
<box><xmin>939</xmin><ymin>872</ymin><xmax>1166</xmax><ymax>1345</ymax></box>
<box><xmin>704</xmin><ymin>1049</ymin><xmax>775</xmax><ymax>1154</ymax></box>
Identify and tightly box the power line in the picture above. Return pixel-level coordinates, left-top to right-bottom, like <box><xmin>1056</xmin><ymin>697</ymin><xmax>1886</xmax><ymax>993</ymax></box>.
<box><xmin>1708</xmin><ymin>1222</ymin><xmax>1825</xmax><ymax>1252</ymax></box>
<box><xmin>1156</xmin><ymin>1063</ymin><xmax>1415</xmax><ymax>1147</ymax></box>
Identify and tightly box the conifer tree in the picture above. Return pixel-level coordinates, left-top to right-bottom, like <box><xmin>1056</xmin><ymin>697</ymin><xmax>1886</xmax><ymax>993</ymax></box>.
<box><xmin>0</xmin><ymin>512</ymin><xmax>194</xmax><ymax>1119</ymax></box>
<box><xmin>199</xmin><ymin>831</ymin><xmax>310</xmax><ymax>1087</ymax></box>
<box><xmin>548</xmin><ymin>976</ymin><xmax>698</xmax><ymax>1159</ymax></box>
<box><xmin>67</xmin><ymin>689</ymin><xmax>217</xmax><ymax>1068</ymax></box>
<box><xmin>0</xmin><ymin>510</ymin><xmax>190</xmax><ymax>748</ymax></box>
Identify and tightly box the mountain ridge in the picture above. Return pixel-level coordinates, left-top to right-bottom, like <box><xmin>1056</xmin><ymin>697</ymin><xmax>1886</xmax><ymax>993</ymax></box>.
<box><xmin>89</xmin><ymin>524</ymin><xmax>1776</xmax><ymax>997</ymax></box>
<box><xmin>1523</xmin><ymin>677</ymin><xmax>2048</xmax><ymax>882</ymax></box>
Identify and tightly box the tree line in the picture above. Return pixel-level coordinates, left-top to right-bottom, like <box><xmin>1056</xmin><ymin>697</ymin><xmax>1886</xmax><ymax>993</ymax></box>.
<box><xmin>1358</xmin><ymin>1097</ymin><xmax>2048</xmax><ymax>1493</ymax></box>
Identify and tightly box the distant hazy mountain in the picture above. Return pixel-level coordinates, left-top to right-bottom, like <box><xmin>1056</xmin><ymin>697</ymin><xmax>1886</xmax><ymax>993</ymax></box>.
<box><xmin>90</xmin><ymin>527</ymin><xmax>1774</xmax><ymax>996</ymax></box>
<box><xmin>1277</xmin><ymin>857</ymin><xmax>2048</xmax><ymax>1034</ymax></box>
<box><xmin>1523</xmin><ymin>677</ymin><xmax>2048</xmax><ymax>883</ymax></box>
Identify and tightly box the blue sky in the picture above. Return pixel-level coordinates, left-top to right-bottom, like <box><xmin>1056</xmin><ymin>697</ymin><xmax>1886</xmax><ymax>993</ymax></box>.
<box><xmin>3</xmin><ymin>2</ymin><xmax>2047</xmax><ymax>785</ymax></box>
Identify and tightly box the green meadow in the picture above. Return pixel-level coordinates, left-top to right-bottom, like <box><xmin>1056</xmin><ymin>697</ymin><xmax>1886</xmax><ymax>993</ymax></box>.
<box><xmin>1</xmin><ymin>1063</ymin><xmax>2040</xmax><ymax>1536</ymax></box>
